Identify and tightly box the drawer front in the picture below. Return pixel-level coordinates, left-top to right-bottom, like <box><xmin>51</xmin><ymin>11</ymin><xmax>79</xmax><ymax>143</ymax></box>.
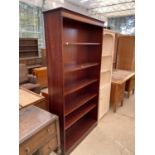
<box><xmin>34</xmin><ymin>100</ymin><xmax>49</xmax><ymax>111</ymax></box>
<box><xmin>20</xmin><ymin>122</ymin><xmax>57</xmax><ymax>155</ymax></box>
<box><xmin>40</xmin><ymin>136</ymin><xmax>58</xmax><ymax>155</ymax></box>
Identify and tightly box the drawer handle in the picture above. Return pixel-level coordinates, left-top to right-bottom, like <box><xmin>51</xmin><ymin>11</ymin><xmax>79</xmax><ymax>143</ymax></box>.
<box><xmin>25</xmin><ymin>147</ymin><xmax>30</xmax><ymax>154</ymax></box>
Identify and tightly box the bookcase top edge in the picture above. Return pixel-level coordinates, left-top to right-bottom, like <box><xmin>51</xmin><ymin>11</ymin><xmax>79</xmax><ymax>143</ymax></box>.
<box><xmin>43</xmin><ymin>7</ymin><xmax>104</xmax><ymax>27</ymax></box>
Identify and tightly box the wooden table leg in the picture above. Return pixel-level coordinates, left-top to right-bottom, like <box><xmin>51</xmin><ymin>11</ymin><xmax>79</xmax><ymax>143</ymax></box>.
<box><xmin>121</xmin><ymin>99</ymin><xmax>123</xmax><ymax>106</ymax></box>
<box><xmin>127</xmin><ymin>91</ymin><xmax>130</xmax><ymax>98</ymax></box>
<box><xmin>113</xmin><ymin>102</ymin><xmax>117</xmax><ymax>112</ymax></box>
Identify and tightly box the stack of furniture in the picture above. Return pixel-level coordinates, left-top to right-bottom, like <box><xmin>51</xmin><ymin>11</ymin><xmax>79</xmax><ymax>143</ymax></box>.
<box><xmin>19</xmin><ymin>87</ymin><xmax>49</xmax><ymax>111</ymax></box>
<box><xmin>19</xmin><ymin>38</ymin><xmax>42</xmax><ymax>73</ymax></box>
<box><xmin>19</xmin><ymin>63</ymin><xmax>41</xmax><ymax>93</ymax></box>
<box><xmin>116</xmin><ymin>35</ymin><xmax>135</xmax><ymax>97</ymax></box>
<box><xmin>19</xmin><ymin>105</ymin><xmax>61</xmax><ymax>155</ymax></box>
<box><xmin>98</xmin><ymin>29</ymin><xmax>116</xmax><ymax>119</ymax></box>
<box><xmin>44</xmin><ymin>8</ymin><xmax>104</xmax><ymax>154</ymax></box>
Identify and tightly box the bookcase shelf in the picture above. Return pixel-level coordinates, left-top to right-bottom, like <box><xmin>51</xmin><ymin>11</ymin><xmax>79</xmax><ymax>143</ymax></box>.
<box><xmin>64</xmin><ymin>42</ymin><xmax>101</xmax><ymax>46</ymax></box>
<box><xmin>65</xmin><ymin>93</ymin><xmax>97</xmax><ymax>116</ymax></box>
<box><xmin>44</xmin><ymin>7</ymin><xmax>104</xmax><ymax>154</ymax></box>
<box><xmin>64</xmin><ymin>79</ymin><xmax>98</xmax><ymax>96</ymax></box>
<box><xmin>65</xmin><ymin>116</ymin><xmax>96</xmax><ymax>152</ymax></box>
<box><xmin>64</xmin><ymin>63</ymin><xmax>99</xmax><ymax>73</ymax></box>
<box><xmin>65</xmin><ymin>102</ymin><xmax>96</xmax><ymax>130</ymax></box>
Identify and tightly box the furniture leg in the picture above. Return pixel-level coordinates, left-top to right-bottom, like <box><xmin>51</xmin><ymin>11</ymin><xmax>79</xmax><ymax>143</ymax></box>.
<box><xmin>121</xmin><ymin>99</ymin><xmax>123</xmax><ymax>106</ymax></box>
<box><xmin>132</xmin><ymin>89</ymin><xmax>135</xmax><ymax>94</ymax></box>
<box><xmin>113</xmin><ymin>102</ymin><xmax>117</xmax><ymax>112</ymax></box>
<box><xmin>127</xmin><ymin>91</ymin><xmax>130</xmax><ymax>98</ymax></box>
<box><xmin>56</xmin><ymin>147</ymin><xmax>62</xmax><ymax>155</ymax></box>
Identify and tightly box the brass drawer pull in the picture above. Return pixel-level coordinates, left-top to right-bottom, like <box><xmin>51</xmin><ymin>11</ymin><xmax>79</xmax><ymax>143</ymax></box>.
<box><xmin>25</xmin><ymin>147</ymin><xmax>30</xmax><ymax>154</ymax></box>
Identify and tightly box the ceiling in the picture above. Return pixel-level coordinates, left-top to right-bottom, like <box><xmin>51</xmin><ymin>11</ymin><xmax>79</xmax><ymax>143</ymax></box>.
<box><xmin>20</xmin><ymin>0</ymin><xmax>135</xmax><ymax>19</ymax></box>
<box><xmin>66</xmin><ymin>0</ymin><xmax>135</xmax><ymax>18</ymax></box>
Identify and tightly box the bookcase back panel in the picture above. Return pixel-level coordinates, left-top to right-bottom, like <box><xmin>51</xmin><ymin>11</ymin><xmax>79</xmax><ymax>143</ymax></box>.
<box><xmin>65</xmin><ymin>96</ymin><xmax>97</xmax><ymax>120</ymax></box>
<box><xmin>64</xmin><ymin>67</ymin><xmax>99</xmax><ymax>86</ymax></box>
<box><xmin>63</xmin><ymin>18</ymin><xmax>102</xmax><ymax>43</ymax></box>
<box><xmin>65</xmin><ymin>82</ymin><xmax>98</xmax><ymax>100</ymax></box>
<box><xmin>63</xmin><ymin>46</ymin><xmax>101</xmax><ymax>65</ymax></box>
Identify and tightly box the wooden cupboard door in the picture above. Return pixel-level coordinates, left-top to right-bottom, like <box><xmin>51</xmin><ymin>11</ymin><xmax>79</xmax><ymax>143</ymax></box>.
<box><xmin>116</xmin><ymin>36</ymin><xmax>135</xmax><ymax>71</ymax></box>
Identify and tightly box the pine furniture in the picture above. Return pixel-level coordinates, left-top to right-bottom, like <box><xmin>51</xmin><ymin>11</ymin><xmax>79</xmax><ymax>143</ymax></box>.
<box><xmin>19</xmin><ymin>88</ymin><xmax>49</xmax><ymax>111</ymax></box>
<box><xmin>19</xmin><ymin>105</ymin><xmax>61</xmax><ymax>155</ymax></box>
<box><xmin>43</xmin><ymin>7</ymin><xmax>104</xmax><ymax>154</ymax></box>
<box><xmin>110</xmin><ymin>69</ymin><xmax>135</xmax><ymax>112</ymax></box>
<box><xmin>98</xmin><ymin>29</ymin><xmax>115</xmax><ymax>119</ymax></box>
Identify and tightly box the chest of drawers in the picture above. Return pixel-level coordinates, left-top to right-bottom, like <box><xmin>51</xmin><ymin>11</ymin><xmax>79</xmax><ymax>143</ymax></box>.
<box><xmin>19</xmin><ymin>105</ymin><xmax>61</xmax><ymax>155</ymax></box>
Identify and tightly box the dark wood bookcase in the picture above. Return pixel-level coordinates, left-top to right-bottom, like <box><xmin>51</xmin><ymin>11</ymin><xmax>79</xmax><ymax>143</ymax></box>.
<box><xmin>19</xmin><ymin>38</ymin><xmax>39</xmax><ymax>58</ymax></box>
<box><xmin>44</xmin><ymin>8</ymin><xmax>104</xmax><ymax>154</ymax></box>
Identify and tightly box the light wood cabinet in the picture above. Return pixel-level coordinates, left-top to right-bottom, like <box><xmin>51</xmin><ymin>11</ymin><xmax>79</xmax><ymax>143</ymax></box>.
<box><xmin>99</xmin><ymin>29</ymin><xmax>116</xmax><ymax>119</ymax></box>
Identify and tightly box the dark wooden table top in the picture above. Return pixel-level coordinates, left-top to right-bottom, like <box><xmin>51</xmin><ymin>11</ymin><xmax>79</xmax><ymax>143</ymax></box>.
<box><xmin>112</xmin><ymin>69</ymin><xmax>135</xmax><ymax>84</ymax></box>
<box><xmin>19</xmin><ymin>105</ymin><xmax>57</xmax><ymax>144</ymax></box>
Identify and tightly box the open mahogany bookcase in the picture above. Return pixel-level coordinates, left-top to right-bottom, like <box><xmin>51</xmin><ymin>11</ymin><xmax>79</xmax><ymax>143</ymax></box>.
<box><xmin>44</xmin><ymin>8</ymin><xmax>104</xmax><ymax>154</ymax></box>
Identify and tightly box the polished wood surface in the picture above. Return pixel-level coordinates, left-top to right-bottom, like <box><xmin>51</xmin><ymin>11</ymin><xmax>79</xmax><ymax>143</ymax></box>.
<box><xmin>19</xmin><ymin>106</ymin><xmax>60</xmax><ymax>155</ymax></box>
<box><xmin>44</xmin><ymin>7</ymin><xmax>104</xmax><ymax>27</ymax></box>
<box><xmin>44</xmin><ymin>7</ymin><xmax>103</xmax><ymax>154</ymax></box>
<box><xmin>19</xmin><ymin>88</ymin><xmax>48</xmax><ymax>111</ymax></box>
